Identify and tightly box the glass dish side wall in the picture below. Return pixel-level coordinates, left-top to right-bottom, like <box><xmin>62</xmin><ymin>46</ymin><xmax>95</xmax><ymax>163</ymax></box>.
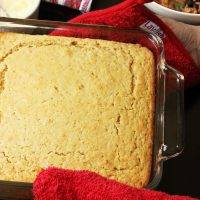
<box><xmin>0</xmin><ymin>17</ymin><xmax>184</xmax><ymax>199</ymax></box>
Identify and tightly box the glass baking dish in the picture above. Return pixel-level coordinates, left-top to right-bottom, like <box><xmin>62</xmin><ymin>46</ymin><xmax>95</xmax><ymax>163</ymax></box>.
<box><xmin>0</xmin><ymin>17</ymin><xmax>184</xmax><ymax>199</ymax></box>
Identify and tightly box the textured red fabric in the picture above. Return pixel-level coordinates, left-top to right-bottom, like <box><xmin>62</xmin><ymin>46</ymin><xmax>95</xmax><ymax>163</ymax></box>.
<box><xmin>50</xmin><ymin>0</ymin><xmax>200</xmax><ymax>88</ymax></box>
<box><xmin>33</xmin><ymin>168</ymin><xmax>197</xmax><ymax>200</ymax></box>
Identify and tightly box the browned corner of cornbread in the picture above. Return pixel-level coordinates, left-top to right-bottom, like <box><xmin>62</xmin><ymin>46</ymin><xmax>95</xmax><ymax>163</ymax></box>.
<box><xmin>0</xmin><ymin>32</ymin><xmax>155</xmax><ymax>188</ymax></box>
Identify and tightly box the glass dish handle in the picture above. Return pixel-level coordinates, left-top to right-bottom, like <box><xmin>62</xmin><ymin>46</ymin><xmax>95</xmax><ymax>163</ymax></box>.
<box><xmin>161</xmin><ymin>64</ymin><xmax>184</xmax><ymax>160</ymax></box>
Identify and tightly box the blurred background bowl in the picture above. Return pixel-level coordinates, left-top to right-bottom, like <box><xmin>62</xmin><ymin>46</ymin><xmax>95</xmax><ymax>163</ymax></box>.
<box><xmin>145</xmin><ymin>2</ymin><xmax>200</xmax><ymax>25</ymax></box>
<box><xmin>27</xmin><ymin>0</ymin><xmax>41</xmax><ymax>19</ymax></box>
<box><xmin>0</xmin><ymin>0</ymin><xmax>41</xmax><ymax>19</ymax></box>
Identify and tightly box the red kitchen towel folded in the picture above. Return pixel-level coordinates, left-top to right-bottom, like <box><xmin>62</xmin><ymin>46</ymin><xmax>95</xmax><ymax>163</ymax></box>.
<box><xmin>33</xmin><ymin>168</ymin><xmax>197</xmax><ymax>200</ymax></box>
<box><xmin>50</xmin><ymin>0</ymin><xmax>200</xmax><ymax>88</ymax></box>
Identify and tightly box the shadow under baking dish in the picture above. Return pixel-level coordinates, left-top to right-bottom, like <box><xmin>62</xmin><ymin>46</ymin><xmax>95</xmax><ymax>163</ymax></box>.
<box><xmin>0</xmin><ymin>17</ymin><xmax>184</xmax><ymax>199</ymax></box>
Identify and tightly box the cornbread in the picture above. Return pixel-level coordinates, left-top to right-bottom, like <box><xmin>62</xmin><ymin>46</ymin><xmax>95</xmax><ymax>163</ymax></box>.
<box><xmin>0</xmin><ymin>33</ymin><xmax>155</xmax><ymax>188</ymax></box>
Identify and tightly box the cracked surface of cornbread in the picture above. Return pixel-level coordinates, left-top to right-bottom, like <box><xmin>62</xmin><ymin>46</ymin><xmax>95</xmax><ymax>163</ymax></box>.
<box><xmin>0</xmin><ymin>33</ymin><xmax>155</xmax><ymax>188</ymax></box>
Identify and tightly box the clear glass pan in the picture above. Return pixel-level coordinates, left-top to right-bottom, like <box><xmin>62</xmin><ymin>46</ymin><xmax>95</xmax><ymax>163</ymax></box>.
<box><xmin>0</xmin><ymin>17</ymin><xmax>184</xmax><ymax>199</ymax></box>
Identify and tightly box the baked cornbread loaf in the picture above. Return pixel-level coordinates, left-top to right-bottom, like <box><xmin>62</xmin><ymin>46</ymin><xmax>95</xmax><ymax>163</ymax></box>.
<box><xmin>0</xmin><ymin>32</ymin><xmax>155</xmax><ymax>188</ymax></box>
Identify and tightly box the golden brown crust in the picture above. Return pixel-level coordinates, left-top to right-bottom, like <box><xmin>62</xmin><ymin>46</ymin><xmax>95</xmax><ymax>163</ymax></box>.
<box><xmin>0</xmin><ymin>33</ymin><xmax>155</xmax><ymax>188</ymax></box>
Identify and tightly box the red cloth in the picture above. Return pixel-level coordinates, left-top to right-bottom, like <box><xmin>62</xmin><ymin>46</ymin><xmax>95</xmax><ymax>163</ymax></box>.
<box><xmin>50</xmin><ymin>0</ymin><xmax>200</xmax><ymax>88</ymax></box>
<box><xmin>33</xmin><ymin>168</ymin><xmax>197</xmax><ymax>200</ymax></box>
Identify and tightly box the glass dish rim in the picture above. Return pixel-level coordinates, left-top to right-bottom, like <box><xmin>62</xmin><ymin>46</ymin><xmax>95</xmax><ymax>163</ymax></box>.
<box><xmin>0</xmin><ymin>17</ymin><xmax>184</xmax><ymax>195</ymax></box>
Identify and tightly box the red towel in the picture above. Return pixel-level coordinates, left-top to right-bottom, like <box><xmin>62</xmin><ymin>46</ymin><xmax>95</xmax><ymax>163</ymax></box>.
<box><xmin>50</xmin><ymin>0</ymin><xmax>200</xmax><ymax>88</ymax></box>
<box><xmin>33</xmin><ymin>168</ymin><xmax>197</xmax><ymax>200</ymax></box>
